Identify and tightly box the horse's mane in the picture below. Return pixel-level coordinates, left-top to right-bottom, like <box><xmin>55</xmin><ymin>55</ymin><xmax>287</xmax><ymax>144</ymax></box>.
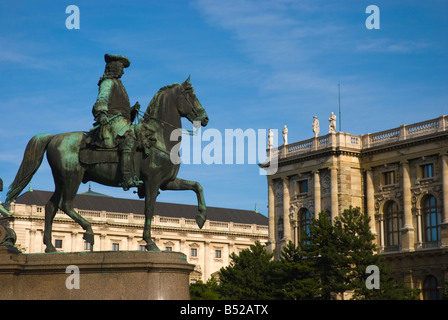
<box><xmin>144</xmin><ymin>83</ymin><xmax>180</xmax><ymax>120</ymax></box>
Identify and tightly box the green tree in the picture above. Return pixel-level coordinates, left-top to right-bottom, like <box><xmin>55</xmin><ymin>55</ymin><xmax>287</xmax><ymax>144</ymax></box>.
<box><xmin>334</xmin><ymin>206</ymin><xmax>380</xmax><ymax>298</ymax></box>
<box><xmin>300</xmin><ymin>210</ymin><xmax>350</xmax><ymax>299</ymax></box>
<box><xmin>298</xmin><ymin>207</ymin><xmax>419</xmax><ymax>300</ymax></box>
<box><xmin>218</xmin><ymin>241</ymin><xmax>277</xmax><ymax>300</ymax></box>
<box><xmin>277</xmin><ymin>241</ymin><xmax>319</xmax><ymax>299</ymax></box>
<box><xmin>189</xmin><ymin>277</ymin><xmax>221</xmax><ymax>300</ymax></box>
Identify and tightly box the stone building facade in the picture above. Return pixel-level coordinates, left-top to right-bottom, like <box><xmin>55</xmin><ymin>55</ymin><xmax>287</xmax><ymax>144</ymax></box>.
<box><xmin>262</xmin><ymin>115</ymin><xmax>448</xmax><ymax>299</ymax></box>
<box><xmin>4</xmin><ymin>189</ymin><xmax>268</xmax><ymax>283</ymax></box>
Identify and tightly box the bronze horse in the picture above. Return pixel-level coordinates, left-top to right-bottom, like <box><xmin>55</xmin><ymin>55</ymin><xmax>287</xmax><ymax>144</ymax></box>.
<box><xmin>6</xmin><ymin>77</ymin><xmax>209</xmax><ymax>252</ymax></box>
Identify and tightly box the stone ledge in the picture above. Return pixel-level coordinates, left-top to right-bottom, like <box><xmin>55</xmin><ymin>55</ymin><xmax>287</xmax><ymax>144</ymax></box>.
<box><xmin>0</xmin><ymin>246</ymin><xmax>194</xmax><ymax>300</ymax></box>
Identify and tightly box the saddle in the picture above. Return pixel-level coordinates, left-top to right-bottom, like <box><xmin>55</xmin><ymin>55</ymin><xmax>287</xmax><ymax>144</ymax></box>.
<box><xmin>79</xmin><ymin>123</ymin><xmax>156</xmax><ymax>166</ymax></box>
<box><xmin>79</xmin><ymin>146</ymin><xmax>120</xmax><ymax>165</ymax></box>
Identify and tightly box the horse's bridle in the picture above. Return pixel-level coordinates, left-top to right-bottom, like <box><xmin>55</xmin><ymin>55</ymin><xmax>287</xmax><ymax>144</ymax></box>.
<box><xmin>180</xmin><ymin>86</ymin><xmax>201</xmax><ymax>126</ymax></box>
<box><xmin>144</xmin><ymin>85</ymin><xmax>200</xmax><ymax>135</ymax></box>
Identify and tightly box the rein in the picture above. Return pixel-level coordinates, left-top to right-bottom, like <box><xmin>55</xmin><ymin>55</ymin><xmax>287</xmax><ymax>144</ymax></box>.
<box><xmin>138</xmin><ymin>110</ymin><xmax>198</xmax><ymax>136</ymax></box>
<box><xmin>138</xmin><ymin>84</ymin><xmax>200</xmax><ymax>136</ymax></box>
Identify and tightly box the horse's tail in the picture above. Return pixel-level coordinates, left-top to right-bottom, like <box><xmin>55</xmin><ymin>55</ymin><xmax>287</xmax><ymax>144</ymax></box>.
<box><xmin>6</xmin><ymin>133</ymin><xmax>54</xmax><ymax>203</ymax></box>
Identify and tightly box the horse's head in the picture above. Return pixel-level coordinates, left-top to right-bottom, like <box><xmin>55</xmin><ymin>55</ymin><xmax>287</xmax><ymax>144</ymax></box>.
<box><xmin>178</xmin><ymin>76</ymin><xmax>209</xmax><ymax>127</ymax></box>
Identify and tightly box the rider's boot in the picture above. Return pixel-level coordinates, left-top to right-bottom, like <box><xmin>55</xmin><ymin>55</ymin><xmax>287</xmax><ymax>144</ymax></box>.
<box><xmin>121</xmin><ymin>151</ymin><xmax>143</xmax><ymax>191</ymax></box>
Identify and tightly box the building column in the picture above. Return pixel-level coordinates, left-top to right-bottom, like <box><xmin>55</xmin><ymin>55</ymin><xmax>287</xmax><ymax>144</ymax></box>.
<box><xmin>378</xmin><ymin>215</ymin><xmax>384</xmax><ymax>250</ymax></box>
<box><xmin>71</xmin><ymin>232</ymin><xmax>78</xmax><ymax>252</ymax></box>
<box><xmin>127</xmin><ymin>236</ymin><xmax>134</xmax><ymax>251</ymax></box>
<box><xmin>330</xmin><ymin>166</ymin><xmax>339</xmax><ymax>221</ymax></box>
<box><xmin>314</xmin><ymin>170</ymin><xmax>321</xmax><ymax>215</ymax></box>
<box><xmin>366</xmin><ymin>168</ymin><xmax>377</xmax><ymax>237</ymax></box>
<box><xmin>180</xmin><ymin>239</ymin><xmax>185</xmax><ymax>254</ymax></box>
<box><xmin>401</xmin><ymin>161</ymin><xmax>415</xmax><ymax>251</ymax></box>
<box><xmin>415</xmin><ymin>209</ymin><xmax>423</xmax><ymax>248</ymax></box>
<box><xmin>283</xmin><ymin>177</ymin><xmax>292</xmax><ymax>243</ymax></box>
<box><xmin>204</xmin><ymin>241</ymin><xmax>210</xmax><ymax>281</ymax></box>
<box><xmin>267</xmin><ymin>179</ymin><xmax>275</xmax><ymax>253</ymax></box>
<box><xmin>29</xmin><ymin>229</ymin><xmax>37</xmax><ymax>253</ymax></box>
<box><xmin>441</xmin><ymin>154</ymin><xmax>448</xmax><ymax>247</ymax></box>
<box><xmin>100</xmin><ymin>233</ymin><xmax>107</xmax><ymax>251</ymax></box>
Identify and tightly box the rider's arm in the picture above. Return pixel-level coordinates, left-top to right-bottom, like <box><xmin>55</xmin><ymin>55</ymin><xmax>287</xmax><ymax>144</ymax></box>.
<box><xmin>92</xmin><ymin>79</ymin><xmax>113</xmax><ymax>122</ymax></box>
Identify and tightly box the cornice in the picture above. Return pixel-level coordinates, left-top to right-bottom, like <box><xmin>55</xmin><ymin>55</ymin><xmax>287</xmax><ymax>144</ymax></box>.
<box><xmin>272</xmin><ymin>131</ymin><xmax>448</xmax><ymax>169</ymax></box>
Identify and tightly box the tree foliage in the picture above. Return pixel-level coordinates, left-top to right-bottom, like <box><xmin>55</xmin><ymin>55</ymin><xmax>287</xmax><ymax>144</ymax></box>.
<box><xmin>190</xmin><ymin>207</ymin><xmax>419</xmax><ymax>300</ymax></box>
<box><xmin>218</xmin><ymin>241</ymin><xmax>278</xmax><ymax>300</ymax></box>
<box><xmin>190</xmin><ymin>277</ymin><xmax>221</xmax><ymax>300</ymax></box>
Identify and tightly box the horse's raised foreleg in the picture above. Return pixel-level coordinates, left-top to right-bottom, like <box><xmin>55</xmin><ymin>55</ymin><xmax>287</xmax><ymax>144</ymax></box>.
<box><xmin>143</xmin><ymin>185</ymin><xmax>161</xmax><ymax>252</ymax></box>
<box><xmin>161</xmin><ymin>178</ymin><xmax>206</xmax><ymax>229</ymax></box>
<box><xmin>43</xmin><ymin>192</ymin><xmax>61</xmax><ymax>253</ymax></box>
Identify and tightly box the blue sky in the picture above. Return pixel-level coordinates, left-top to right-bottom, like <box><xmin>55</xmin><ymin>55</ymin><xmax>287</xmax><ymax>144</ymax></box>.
<box><xmin>0</xmin><ymin>1</ymin><xmax>447</xmax><ymax>216</ymax></box>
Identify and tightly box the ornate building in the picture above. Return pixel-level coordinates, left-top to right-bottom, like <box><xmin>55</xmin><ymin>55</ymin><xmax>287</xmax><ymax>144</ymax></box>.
<box><xmin>5</xmin><ymin>189</ymin><xmax>268</xmax><ymax>283</ymax></box>
<box><xmin>262</xmin><ymin>115</ymin><xmax>448</xmax><ymax>299</ymax></box>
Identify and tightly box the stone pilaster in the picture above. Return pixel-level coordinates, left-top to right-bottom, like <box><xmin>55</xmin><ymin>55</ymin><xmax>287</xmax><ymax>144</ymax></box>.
<box><xmin>330</xmin><ymin>166</ymin><xmax>339</xmax><ymax>221</ymax></box>
<box><xmin>440</xmin><ymin>154</ymin><xmax>448</xmax><ymax>247</ymax></box>
<box><xmin>314</xmin><ymin>170</ymin><xmax>321</xmax><ymax>215</ymax></box>
<box><xmin>282</xmin><ymin>177</ymin><xmax>292</xmax><ymax>242</ymax></box>
<box><xmin>366</xmin><ymin>168</ymin><xmax>377</xmax><ymax>237</ymax></box>
<box><xmin>267</xmin><ymin>179</ymin><xmax>275</xmax><ymax>253</ymax></box>
<box><xmin>401</xmin><ymin>161</ymin><xmax>415</xmax><ymax>252</ymax></box>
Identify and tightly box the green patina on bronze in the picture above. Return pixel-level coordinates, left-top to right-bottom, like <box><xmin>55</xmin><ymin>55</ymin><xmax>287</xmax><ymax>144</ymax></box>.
<box><xmin>6</xmin><ymin>54</ymin><xmax>209</xmax><ymax>253</ymax></box>
<box><xmin>0</xmin><ymin>178</ymin><xmax>12</xmax><ymax>217</ymax></box>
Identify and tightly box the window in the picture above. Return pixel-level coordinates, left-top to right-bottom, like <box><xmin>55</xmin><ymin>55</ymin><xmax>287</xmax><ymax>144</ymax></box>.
<box><xmin>384</xmin><ymin>201</ymin><xmax>402</xmax><ymax>248</ymax></box>
<box><xmin>84</xmin><ymin>241</ymin><xmax>92</xmax><ymax>251</ymax></box>
<box><xmin>383</xmin><ymin>171</ymin><xmax>395</xmax><ymax>185</ymax></box>
<box><xmin>423</xmin><ymin>195</ymin><xmax>440</xmax><ymax>243</ymax></box>
<box><xmin>421</xmin><ymin>163</ymin><xmax>434</xmax><ymax>179</ymax></box>
<box><xmin>299</xmin><ymin>208</ymin><xmax>312</xmax><ymax>245</ymax></box>
<box><xmin>190</xmin><ymin>248</ymin><xmax>198</xmax><ymax>257</ymax></box>
<box><xmin>112</xmin><ymin>243</ymin><xmax>120</xmax><ymax>251</ymax></box>
<box><xmin>139</xmin><ymin>245</ymin><xmax>146</xmax><ymax>251</ymax></box>
<box><xmin>423</xmin><ymin>275</ymin><xmax>439</xmax><ymax>300</ymax></box>
<box><xmin>165</xmin><ymin>246</ymin><xmax>172</xmax><ymax>252</ymax></box>
<box><xmin>55</xmin><ymin>239</ymin><xmax>63</xmax><ymax>249</ymax></box>
<box><xmin>215</xmin><ymin>250</ymin><xmax>222</xmax><ymax>259</ymax></box>
<box><xmin>297</xmin><ymin>180</ymin><xmax>308</xmax><ymax>193</ymax></box>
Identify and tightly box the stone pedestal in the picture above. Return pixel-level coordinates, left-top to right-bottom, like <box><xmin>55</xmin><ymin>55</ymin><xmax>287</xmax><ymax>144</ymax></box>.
<box><xmin>0</xmin><ymin>247</ymin><xmax>194</xmax><ymax>300</ymax></box>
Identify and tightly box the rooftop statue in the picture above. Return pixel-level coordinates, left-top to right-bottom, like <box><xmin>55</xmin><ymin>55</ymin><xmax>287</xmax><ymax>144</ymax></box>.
<box><xmin>312</xmin><ymin>116</ymin><xmax>320</xmax><ymax>137</ymax></box>
<box><xmin>329</xmin><ymin>112</ymin><xmax>337</xmax><ymax>133</ymax></box>
<box><xmin>6</xmin><ymin>54</ymin><xmax>209</xmax><ymax>253</ymax></box>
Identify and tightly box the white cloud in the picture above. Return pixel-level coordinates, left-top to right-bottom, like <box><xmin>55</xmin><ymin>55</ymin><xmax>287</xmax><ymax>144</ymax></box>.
<box><xmin>356</xmin><ymin>38</ymin><xmax>430</xmax><ymax>54</ymax></box>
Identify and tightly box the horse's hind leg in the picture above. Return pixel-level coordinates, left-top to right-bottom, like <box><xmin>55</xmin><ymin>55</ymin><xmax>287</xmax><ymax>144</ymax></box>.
<box><xmin>60</xmin><ymin>181</ymin><xmax>95</xmax><ymax>249</ymax></box>
<box><xmin>43</xmin><ymin>191</ymin><xmax>61</xmax><ymax>253</ymax></box>
<box><xmin>161</xmin><ymin>178</ymin><xmax>207</xmax><ymax>229</ymax></box>
<box><xmin>142</xmin><ymin>185</ymin><xmax>161</xmax><ymax>252</ymax></box>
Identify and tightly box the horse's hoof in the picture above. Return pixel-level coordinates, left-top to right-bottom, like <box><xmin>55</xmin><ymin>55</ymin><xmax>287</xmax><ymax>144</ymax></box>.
<box><xmin>196</xmin><ymin>213</ymin><xmax>206</xmax><ymax>229</ymax></box>
<box><xmin>45</xmin><ymin>245</ymin><xmax>57</xmax><ymax>253</ymax></box>
<box><xmin>83</xmin><ymin>232</ymin><xmax>95</xmax><ymax>245</ymax></box>
<box><xmin>145</xmin><ymin>242</ymin><xmax>161</xmax><ymax>252</ymax></box>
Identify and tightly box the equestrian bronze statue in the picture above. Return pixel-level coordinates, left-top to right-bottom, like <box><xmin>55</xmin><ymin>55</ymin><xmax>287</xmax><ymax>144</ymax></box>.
<box><xmin>6</xmin><ymin>54</ymin><xmax>209</xmax><ymax>252</ymax></box>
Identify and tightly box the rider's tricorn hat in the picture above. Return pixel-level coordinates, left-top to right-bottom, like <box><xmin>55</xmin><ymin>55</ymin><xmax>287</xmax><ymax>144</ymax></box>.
<box><xmin>104</xmin><ymin>53</ymin><xmax>130</xmax><ymax>68</ymax></box>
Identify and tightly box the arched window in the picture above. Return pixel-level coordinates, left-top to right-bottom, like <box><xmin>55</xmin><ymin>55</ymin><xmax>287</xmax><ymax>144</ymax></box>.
<box><xmin>384</xmin><ymin>201</ymin><xmax>402</xmax><ymax>248</ymax></box>
<box><xmin>299</xmin><ymin>208</ymin><xmax>312</xmax><ymax>245</ymax></box>
<box><xmin>423</xmin><ymin>275</ymin><xmax>439</xmax><ymax>300</ymax></box>
<box><xmin>422</xmin><ymin>195</ymin><xmax>440</xmax><ymax>243</ymax></box>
